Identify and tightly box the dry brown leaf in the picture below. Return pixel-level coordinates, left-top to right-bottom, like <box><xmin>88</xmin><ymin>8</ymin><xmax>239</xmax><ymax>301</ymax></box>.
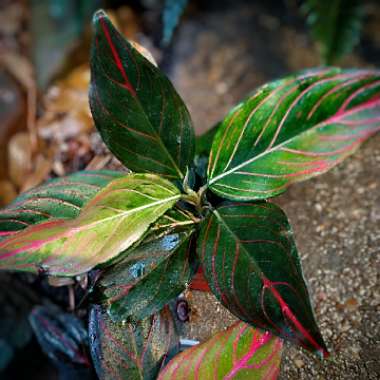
<box><xmin>0</xmin><ymin>180</ymin><xmax>17</xmax><ymax>206</ymax></box>
<box><xmin>1</xmin><ymin>52</ymin><xmax>38</xmax><ymax>152</ymax></box>
<box><xmin>37</xmin><ymin>64</ymin><xmax>92</xmax><ymax>141</ymax></box>
<box><xmin>21</xmin><ymin>153</ymin><xmax>53</xmax><ymax>192</ymax></box>
<box><xmin>8</xmin><ymin>132</ymin><xmax>32</xmax><ymax>187</ymax></box>
<box><xmin>85</xmin><ymin>155</ymin><xmax>112</xmax><ymax>170</ymax></box>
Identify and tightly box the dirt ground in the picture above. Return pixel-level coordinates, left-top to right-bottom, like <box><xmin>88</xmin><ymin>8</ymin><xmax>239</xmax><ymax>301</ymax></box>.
<box><xmin>167</xmin><ymin>1</ymin><xmax>380</xmax><ymax>379</ymax></box>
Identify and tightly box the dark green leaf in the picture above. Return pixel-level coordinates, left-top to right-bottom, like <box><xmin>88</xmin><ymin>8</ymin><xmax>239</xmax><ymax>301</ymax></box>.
<box><xmin>0</xmin><ymin>170</ymin><xmax>124</xmax><ymax>240</ymax></box>
<box><xmin>303</xmin><ymin>0</ymin><xmax>363</xmax><ymax>64</ymax></box>
<box><xmin>90</xmin><ymin>11</ymin><xmax>195</xmax><ymax>179</ymax></box>
<box><xmin>99</xmin><ymin>226</ymin><xmax>196</xmax><ymax>322</ymax></box>
<box><xmin>198</xmin><ymin>202</ymin><xmax>328</xmax><ymax>357</ymax></box>
<box><xmin>195</xmin><ymin>123</ymin><xmax>221</xmax><ymax>182</ymax></box>
<box><xmin>195</xmin><ymin>123</ymin><xmax>220</xmax><ymax>157</ymax></box>
<box><xmin>89</xmin><ymin>305</ymin><xmax>180</xmax><ymax>380</ymax></box>
<box><xmin>158</xmin><ymin>321</ymin><xmax>283</xmax><ymax>380</ymax></box>
<box><xmin>0</xmin><ymin>174</ymin><xmax>180</xmax><ymax>276</ymax></box>
<box><xmin>207</xmin><ymin>68</ymin><xmax>380</xmax><ymax>200</ymax></box>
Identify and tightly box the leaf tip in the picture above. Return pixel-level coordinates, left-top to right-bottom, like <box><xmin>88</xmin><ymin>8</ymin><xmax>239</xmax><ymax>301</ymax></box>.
<box><xmin>93</xmin><ymin>9</ymin><xmax>108</xmax><ymax>26</ymax></box>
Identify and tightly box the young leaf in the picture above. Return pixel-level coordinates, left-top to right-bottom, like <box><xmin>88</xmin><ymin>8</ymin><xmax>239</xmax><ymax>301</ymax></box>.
<box><xmin>143</xmin><ymin>208</ymin><xmax>196</xmax><ymax>239</ymax></box>
<box><xmin>303</xmin><ymin>0</ymin><xmax>363</xmax><ymax>64</ymax></box>
<box><xmin>99</xmin><ymin>227</ymin><xmax>196</xmax><ymax>322</ymax></box>
<box><xmin>90</xmin><ymin>11</ymin><xmax>195</xmax><ymax>179</ymax></box>
<box><xmin>158</xmin><ymin>321</ymin><xmax>283</xmax><ymax>380</ymax></box>
<box><xmin>198</xmin><ymin>202</ymin><xmax>328</xmax><ymax>357</ymax></box>
<box><xmin>0</xmin><ymin>170</ymin><xmax>124</xmax><ymax>240</ymax></box>
<box><xmin>0</xmin><ymin>174</ymin><xmax>180</xmax><ymax>276</ymax></box>
<box><xmin>207</xmin><ymin>68</ymin><xmax>380</xmax><ymax>200</ymax></box>
<box><xmin>89</xmin><ymin>305</ymin><xmax>180</xmax><ymax>380</ymax></box>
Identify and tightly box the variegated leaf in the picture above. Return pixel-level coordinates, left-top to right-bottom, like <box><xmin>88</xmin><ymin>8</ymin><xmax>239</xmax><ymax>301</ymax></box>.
<box><xmin>90</xmin><ymin>11</ymin><xmax>195</xmax><ymax>180</ymax></box>
<box><xmin>89</xmin><ymin>305</ymin><xmax>180</xmax><ymax>380</ymax></box>
<box><xmin>0</xmin><ymin>170</ymin><xmax>124</xmax><ymax>240</ymax></box>
<box><xmin>207</xmin><ymin>68</ymin><xmax>380</xmax><ymax>200</ymax></box>
<box><xmin>158</xmin><ymin>321</ymin><xmax>283</xmax><ymax>380</ymax></box>
<box><xmin>198</xmin><ymin>202</ymin><xmax>328</xmax><ymax>357</ymax></box>
<box><xmin>99</xmin><ymin>226</ymin><xmax>196</xmax><ymax>322</ymax></box>
<box><xmin>0</xmin><ymin>174</ymin><xmax>180</xmax><ymax>276</ymax></box>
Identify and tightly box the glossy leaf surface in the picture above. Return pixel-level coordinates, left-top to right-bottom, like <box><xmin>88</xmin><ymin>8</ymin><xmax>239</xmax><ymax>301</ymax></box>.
<box><xmin>0</xmin><ymin>174</ymin><xmax>180</xmax><ymax>276</ymax></box>
<box><xmin>89</xmin><ymin>305</ymin><xmax>179</xmax><ymax>380</ymax></box>
<box><xmin>90</xmin><ymin>11</ymin><xmax>195</xmax><ymax>179</ymax></box>
<box><xmin>158</xmin><ymin>321</ymin><xmax>282</xmax><ymax>380</ymax></box>
<box><xmin>198</xmin><ymin>202</ymin><xmax>328</xmax><ymax>357</ymax></box>
<box><xmin>207</xmin><ymin>68</ymin><xmax>380</xmax><ymax>200</ymax></box>
<box><xmin>0</xmin><ymin>170</ymin><xmax>124</xmax><ymax>240</ymax></box>
<box><xmin>100</xmin><ymin>227</ymin><xmax>196</xmax><ymax>322</ymax></box>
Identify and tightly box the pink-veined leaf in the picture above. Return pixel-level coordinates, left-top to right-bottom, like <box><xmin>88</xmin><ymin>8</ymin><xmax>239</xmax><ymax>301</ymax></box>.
<box><xmin>90</xmin><ymin>11</ymin><xmax>195</xmax><ymax>179</ymax></box>
<box><xmin>207</xmin><ymin>67</ymin><xmax>380</xmax><ymax>200</ymax></box>
<box><xmin>89</xmin><ymin>304</ymin><xmax>180</xmax><ymax>380</ymax></box>
<box><xmin>158</xmin><ymin>321</ymin><xmax>283</xmax><ymax>380</ymax></box>
<box><xmin>0</xmin><ymin>174</ymin><xmax>180</xmax><ymax>276</ymax></box>
<box><xmin>0</xmin><ymin>170</ymin><xmax>124</xmax><ymax>241</ymax></box>
<box><xmin>198</xmin><ymin>202</ymin><xmax>328</xmax><ymax>357</ymax></box>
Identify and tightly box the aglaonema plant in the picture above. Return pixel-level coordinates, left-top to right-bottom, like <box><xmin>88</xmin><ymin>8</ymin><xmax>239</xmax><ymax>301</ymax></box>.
<box><xmin>0</xmin><ymin>9</ymin><xmax>379</xmax><ymax>379</ymax></box>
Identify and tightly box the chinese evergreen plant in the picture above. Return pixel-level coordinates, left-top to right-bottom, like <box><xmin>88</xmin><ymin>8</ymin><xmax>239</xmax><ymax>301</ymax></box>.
<box><xmin>0</xmin><ymin>10</ymin><xmax>379</xmax><ymax>380</ymax></box>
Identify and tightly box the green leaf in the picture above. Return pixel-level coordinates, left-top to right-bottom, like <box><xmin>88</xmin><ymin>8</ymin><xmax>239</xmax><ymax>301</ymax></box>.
<box><xmin>158</xmin><ymin>321</ymin><xmax>283</xmax><ymax>380</ymax></box>
<box><xmin>303</xmin><ymin>0</ymin><xmax>363</xmax><ymax>64</ymax></box>
<box><xmin>0</xmin><ymin>170</ymin><xmax>124</xmax><ymax>240</ymax></box>
<box><xmin>89</xmin><ymin>304</ymin><xmax>180</xmax><ymax>380</ymax></box>
<box><xmin>99</xmin><ymin>225</ymin><xmax>196</xmax><ymax>322</ymax></box>
<box><xmin>207</xmin><ymin>68</ymin><xmax>380</xmax><ymax>200</ymax></box>
<box><xmin>90</xmin><ymin>10</ymin><xmax>195</xmax><ymax>180</ymax></box>
<box><xmin>198</xmin><ymin>202</ymin><xmax>328</xmax><ymax>357</ymax></box>
<box><xmin>195</xmin><ymin>123</ymin><xmax>220</xmax><ymax>157</ymax></box>
<box><xmin>0</xmin><ymin>174</ymin><xmax>180</xmax><ymax>276</ymax></box>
